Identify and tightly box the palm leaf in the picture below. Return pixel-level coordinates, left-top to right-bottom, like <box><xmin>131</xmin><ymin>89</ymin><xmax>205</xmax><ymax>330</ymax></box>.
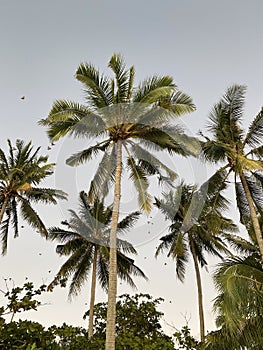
<box><xmin>117</xmin><ymin>211</ymin><xmax>141</xmax><ymax>234</ymax></box>
<box><xmin>126</xmin><ymin>156</ymin><xmax>152</xmax><ymax>212</ymax></box>
<box><xmin>169</xmin><ymin>232</ymin><xmax>189</xmax><ymax>282</ymax></box>
<box><xmin>116</xmin><ymin>252</ymin><xmax>148</xmax><ymax>289</ymax></box>
<box><xmin>235</xmin><ymin>180</ymin><xmax>250</xmax><ymax>224</ymax></box>
<box><xmin>133</xmin><ymin>75</ymin><xmax>175</xmax><ymax>103</ymax></box>
<box><xmin>68</xmin><ymin>250</ymin><xmax>94</xmax><ymax>298</ymax></box>
<box><xmin>154</xmin><ymin>189</ymin><xmax>182</xmax><ymax>222</ymax></box>
<box><xmin>244</xmin><ymin>108</ymin><xmax>263</xmax><ymax>148</ymax></box>
<box><xmin>129</xmin><ymin>142</ymin><xmax>177</xmax><ymax>183</ymax></box>
<box><xmin>19</xmin><ymin>196</ymin><xmax>48</xmax><ymax>237</ymax></box>
<box><xmin>0</xmin><ymin>208</ymin><xmax>11</xmax><ymax>255</ymax></box>
<box><xmin>158</xmin><ymin>91</ymin><xmax>196</xmax><ymax>115</ymax></box>
<box><xmin>88</xmin><ymin>145</ymin><xmax>116</xmax><ymax>202</ymax></box>
<box><xmin>108</xmin><ymin>53</ymin><xmax>132</xmax><ymax>103</ymax></box>
<box><xmin>48</xmin><ymin>226</ymin><xmax>81</xmax><ymax>244</ymax></box>
<box><xmin>25</xmin><ymin>188</ymin><xmax>67</xmax><ymax>204</ymax></box>
<box><xmin>75</xmin><ymin>63</ymin><xmax>113</xmax><ymax>108</ymax></box>
<box><xmin>66</xmin><ymin>142</ymin><xmax>109</xmax><ymax>167</ymax></box>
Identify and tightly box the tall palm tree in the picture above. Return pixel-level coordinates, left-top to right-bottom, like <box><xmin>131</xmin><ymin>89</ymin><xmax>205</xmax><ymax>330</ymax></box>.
<box><xmin>201</xmin><ymin>84</ymin><xmax>263</xmax><ymax>260</ymax></box>
<box><xmin>48</xmin><ymin>191</ymin><xmax>147</xmax><ymax>339</ymax></box>
<box><xmin>0</xmin><ymin>139</ymin><xmax>66</xmax><ymax>254</ymax></box>
<box><xmin>39</xmin><ymin>53</ymin><xmax>196</xmax><ymax>349</ymax></box>
<box><xmin>154</xmin><ymin>177</ymin><xmax>237</xmax><ymax>342</ymax></box>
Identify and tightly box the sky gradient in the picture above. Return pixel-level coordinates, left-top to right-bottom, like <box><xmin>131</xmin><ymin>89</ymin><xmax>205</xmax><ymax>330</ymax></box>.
<box><xmin>1</xmin><ymin>0</ymin><xmax>263</xmax><ymax>339</ymax></box>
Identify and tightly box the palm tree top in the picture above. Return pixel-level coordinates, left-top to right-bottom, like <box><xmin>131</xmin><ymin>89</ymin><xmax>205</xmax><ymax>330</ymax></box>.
<box><xmin>39</xmin><ymin>54</ymin><xmax>198</xmax><ymax>211</ymax></box>
<box><xmin>39</xmin><ymin>53</ymin><xmax>196</xmax><ymax>148</ymax></box>
<box><xmin>201</xmin><ymin>84</ymin><xmax>263</xmax><ymax>172</ymax></box>
<box><xmin>0</xmin><ymin>139</ymin><xmax>67</xmax><ymax>254</ymax></box>
<box><xmin>48</xmin><ymin>191</ymin><xmax>146</xmax><ymax>298</ymax></box>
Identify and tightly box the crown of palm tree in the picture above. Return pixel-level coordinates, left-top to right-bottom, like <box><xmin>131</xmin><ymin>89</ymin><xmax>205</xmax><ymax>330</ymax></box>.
<box><xmin>0</xmin><ymin>139</ymin><xmax>67</xmax><ymax>254</ymax></box>
<box><xmin>155</xmin><ymin>179</ymin><xmax>236</xmax><ymax>282</ymax></box>
<box><xmin>201</xmin><ymin>85</ymin><xmax>263</xmax><ymax>221</ymax></box>
<box><xmin>48</xmin><ymin>191</ymin><xmax>146</xmax><ymax>298</ymax></box>
<box><xmin>39</xmin><ymin>53</ymin><xmax>197</xmax><ymax>211</ymax></box>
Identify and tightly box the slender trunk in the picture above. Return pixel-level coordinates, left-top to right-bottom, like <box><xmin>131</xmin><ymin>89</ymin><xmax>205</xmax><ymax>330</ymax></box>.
<box><xmin>240</xmin><ymin>171</ymin><xmax>263</xmax><ymax>261</ymax></box>
<box><xmin>88</xmin><ymin>248</ymin><xmax>98</xmax><ymax>339</ymax></box>
<box><xmin>105</xmin><ymin>140</ymin><xmax>122</xmax><ymax>350</ymax></box>
<box><xmin>0</xmin><ymin>196</ymin><xmax>9</xmax><ymax>224</ymax></box>
<box><xmin>190</xmin><ymin>238</ymin><xmax>205</xmax><ymax>342</ymax></box>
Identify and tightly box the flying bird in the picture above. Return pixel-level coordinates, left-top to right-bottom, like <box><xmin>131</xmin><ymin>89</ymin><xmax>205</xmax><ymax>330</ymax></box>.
<box><xmin>20</xmin><ymin>96</ymin><xmax>25</xmax><ymax>100</ymax></box>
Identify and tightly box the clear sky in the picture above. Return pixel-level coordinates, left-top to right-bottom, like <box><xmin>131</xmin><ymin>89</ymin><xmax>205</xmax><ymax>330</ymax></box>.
<box><xmin>0</xmin><ymin>0</ymin><xmax>263</xmax><ymax>339</ymax></box>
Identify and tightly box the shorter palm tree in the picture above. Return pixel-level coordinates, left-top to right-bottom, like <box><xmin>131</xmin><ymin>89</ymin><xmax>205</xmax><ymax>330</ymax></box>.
<box><xmin>48</xmin><ymin>191</ymin><xmax>147</xmax><ymax>339</ymax></box>
<box><xmin>155</xmin><ymin>176</ymin><xmax>237</xmax><ymax>342</ymax></box>
<box><xmin>0</xmin><ymin>139</ymin><xmax>67</xmax><ymax>254</ymax></box>
<box><xmin>208</xmin><ymin>216</ymin><xmax>263</xmax><ymax>349</ymax></box>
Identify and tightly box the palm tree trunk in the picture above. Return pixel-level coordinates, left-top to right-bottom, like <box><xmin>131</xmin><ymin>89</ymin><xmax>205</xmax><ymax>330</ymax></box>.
<box><xmin>190</xmin><ymin>239</ymin><xmax>205</xmax><ymax>342</ymax></box>
<box><xmin>0</xmin><ymin>196</ymin><xmax>9</xmax><ymax>224</ymax></box>
<box><xmin>105</xmin><ymin>140</ymin><xmax>122</xmax><ymax>350</ymax></box>
<box><xmin>88</xmin><ymin>248</ymin><xmax>98</xmax><ymax>339</ymax></box>
<box><xmin>240</xmin><ymin>171</ymin><xmax>263</xmax><ymax>261</ymax></box>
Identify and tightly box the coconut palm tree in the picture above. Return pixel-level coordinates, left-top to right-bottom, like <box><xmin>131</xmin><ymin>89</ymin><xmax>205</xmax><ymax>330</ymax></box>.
<box><xmin>48</xmin><ymin>191</ymin><xmax>147</xmax><ymax>339</ymax></box>
<box><xmin>205</xmin><ymin>216</ymin><xmax>263</xmax><ymax>349</ymax></box>
<box><xmin>39</xmin><ymin>53</ymin><xmax>196</xmax><ymax>349</ymax></box>
<box><xmin>155</xmin><ymin>176</ymin><xmax>237</xmax><ymax>342</ymax></box>
<box><xmin>201</xmin><ymin>84</ymin><xmax>263</xmax><ymax>260</ymax></box>
<box><xmin>207</xmin><ymin>254</ymin><xmax>263</xmax><ymax>349</ymax></box>
<box><xmin>0</xmin><ymin>139</ymin><xmax>66</xmax><ymax>254</ymax></box>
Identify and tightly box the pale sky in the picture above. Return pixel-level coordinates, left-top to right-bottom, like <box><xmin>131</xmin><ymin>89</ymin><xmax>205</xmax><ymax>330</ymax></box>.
<box><xmin>0</xmin><ymin>0</ymin><xmax>263</xmax><ymax>339</ymax></box>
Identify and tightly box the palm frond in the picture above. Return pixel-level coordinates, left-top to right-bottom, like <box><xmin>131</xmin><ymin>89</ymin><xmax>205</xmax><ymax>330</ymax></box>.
<box><xmin>25</xmin><ymin>188</ymin><xmax>67</xmax><ymax>204</ymax></box>
<box><xmin>108</xmin><ymin>53</ymin><xmax>133</xmax><ymax>103</ymax></box>
<box><xmin>0</xmin><ymin>211</ymin><xmax>10</xmax><ymax>255</ymax></box>
<box><xmin>133</xmin><ymin>75</ymin><xmax>175</xmax><ymax>103</ymax></box>
<box><xmin>39</xmin><ymin>118</ymin><xmax>81</xmax><ymax>142</ymax></box>
<box><xmin>11</xmin><ymin>197</ymin><xmax>19</xmax><ymax>238</ymax></box>
<box><xmin>235</xmin><ymin>180</ymin><xmax>250</xmax><ymax>224</ymax></box>
<box><xmin>116</xmin><ymin>252</ymin><xmax>148</xmax><ymax>289</ymax></box>
<box><xmin>48</xmin><ymin>226</ymin><xmax>81</xmax><ymax>243</ymax></box>
<box><xmin>75</xmin><ymin>62</ymin><xmax>113</xmax><ymax>108</ymax></box>
<box><xmin>66</xmin><ymin>142</ymin><xmax>109</xmax><ymax>167</ymax></box>
<box><xmin>88</xmin><ymin>145</ymin><xmax>116</xmax><ymax>202</ymax></box>
<box><xmin>158</xmin><ymin>91</ymin><xmax>196</xmax><ymax>116</ymax></box>
<box><xmin>206</xmin><ymin>85</ymin><xmax>246</xmax><ymax>144</ymax></box>
<box><xmin>247</xmin><ymin>144</ymin><xmax>263</xmax><ymax>158</ymax></box>
<box><xmin>154</xmin><ymin>189</ymin><xmax>182</xmax><ymax>222</ymax></box>
<box><xmin>201</xmin><ymin>140</ymin><xmax>231</xmax><ymax>163</ymax></box>
<box><xmin>129</xmin><ymin>142</ymin><xmax>177</xmax><ymax>184</ymax></box>
<box><xmin>19</xmin><ymin>196</ymin><xmax>48</xmax><ymax>237</ymax></box>
<box><xmin>244</xmin><ymin>107</ymin><xmax>263</xmax><ymax>148</ymax></box>
<box><xmin>126</xmin><ymin>156</ymin><xmax>152</xmax><ymax>212</ymax></box>
<box><xmin>223</xmin><ymin>233</ymin><xmax>258</xmax><ymax>255</ymax></box>
<box><xmin>68</xmin><ymin>251</ymin><xmax>94</xmax><ymax>298</ymax></box>
<box><xmin>47</xmin><ymin>100</ymin><xmax>93</xmax><ymax>122</ymax></box>
<box><xmin>117</xmin><ymin>211</ymin><xmax>141</xmax><ymax>234</ymax></box>
<box><xmin>246</xmin><ymin>175</ymin><xmax>263</xmax><ymax>212</ymax></box>
<box><xmin>134</xmin><ymin>126</ymin><xmax>189</xmax><ymax>155</ymax></box>
<box><xmin>171</xmin><ymin>233</ymin><xmax>189</xmax><ymax>282</ymax></box>
<box><xmin>213</xmin><ymin>256</ymin><xmax>263</xmax><ymax>333</ymax></box>
<box><xmin>97</xmin><ymin>250</ymin><xmax>109</xmax><ymax>291</ymax></box>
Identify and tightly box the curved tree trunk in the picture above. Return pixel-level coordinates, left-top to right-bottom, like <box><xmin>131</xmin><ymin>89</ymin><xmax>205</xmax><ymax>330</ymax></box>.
<box><xmin>0</xmin><ymin>196</ymin><xmax>9</xmax><ymax>224</ymax></box>
<box><xmin>190</xmin><ymin>238</ymin><xmax>205</xmax><ymax>342</ymax></box>
<box><xmin>240</xmin><ymin>171</ymin><xmax>263</xmax><ymax>261</ymax></box>
<box><xmin>88</xmin><ymin>248</ymin><xmax>98</xmax><ymax>339</ymax></box>
<box><xmin>105</xmin><ymin>140</ymin><xmax>122</xmax><ymax>350</ymax></box>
